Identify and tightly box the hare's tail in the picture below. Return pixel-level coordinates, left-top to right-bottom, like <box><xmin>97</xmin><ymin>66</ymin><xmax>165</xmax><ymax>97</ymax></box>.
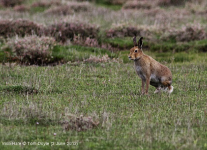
<box><xmin>168</xmin><ymin>85</ymin><xmax>173</xmax><ymax>94</ymax></box>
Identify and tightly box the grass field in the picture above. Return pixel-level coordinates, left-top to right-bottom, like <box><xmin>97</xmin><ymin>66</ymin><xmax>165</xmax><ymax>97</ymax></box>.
<box><xmin>0</xmin><ymin>49</ymin><xmax>207</xmax><ymax>150</ymax></box>
<box><xmin>0</xmin><ymin>0</ymin><xmax>207</xmax><ymax>149</ymax></box>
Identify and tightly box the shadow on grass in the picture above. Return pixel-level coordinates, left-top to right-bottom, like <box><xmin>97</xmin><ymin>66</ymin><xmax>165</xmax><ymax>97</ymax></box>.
<box><xmin>0</xmin><ymin>85</ymin><xmax>38</xmax><ymax>94</ymax></box>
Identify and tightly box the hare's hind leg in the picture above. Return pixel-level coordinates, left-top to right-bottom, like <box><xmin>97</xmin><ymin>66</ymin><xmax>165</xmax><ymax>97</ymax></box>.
<box><xmin>141</xmin><ymin>79</ymin><xmax>145</xmax><ymax>95</ymax></box>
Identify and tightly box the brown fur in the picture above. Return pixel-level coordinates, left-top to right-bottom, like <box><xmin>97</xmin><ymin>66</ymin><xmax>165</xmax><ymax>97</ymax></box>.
<box><xmin>128</xmin><ymin>37</ymin><xmax>173</xmax><ymax>94</ymax></box>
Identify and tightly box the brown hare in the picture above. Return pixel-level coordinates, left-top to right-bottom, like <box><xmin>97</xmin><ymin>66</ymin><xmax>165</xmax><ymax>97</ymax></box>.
<box><xmin>128</xmin><ymin>36</ymin><xmax>173</xmax><ymax>95</ymax></box>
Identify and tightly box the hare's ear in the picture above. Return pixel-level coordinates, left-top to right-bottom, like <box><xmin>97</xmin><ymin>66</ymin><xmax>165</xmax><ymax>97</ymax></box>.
<box><xmin>138</xmin><ymin>37</ymin><xmax>143</xmax><ymax>49</ymax></box>
<box><xmin>133</xmin><ymin>36</ymin><xmax>137</xmax><ymax>47</ymax></box>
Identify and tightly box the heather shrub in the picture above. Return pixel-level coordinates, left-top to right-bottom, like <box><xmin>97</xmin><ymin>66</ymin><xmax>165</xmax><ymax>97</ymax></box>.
<box><xmin>31</xmin><ymin>0</ymin><xmax>61</xmax><ymax>8</ymax></box>
<box><xmin>73</xmin><ymin>36</ymin><xmax>99</xmax><ymax>47</ymax></box>
<box><xmin>106</xmin><ymin>26</ymin><xmax>138</xmax><ymax>38</ymax></box>
<box><xmin>4</xmin><ymin>36</ymin><xmax>57</xmax><ymax>65</ymax></box>
<box><xmin>0</xmin><ymin>19</ymin><xmax>43</xmax><ymax>38</ymax></box>
<box><xmin>142</xmin><ymin>7</ymin><xmax>165</xmax><ymax>17</ymax></box>
<box><xmin>13</xmin><ymin>5</ymin><xmax>30</xmax><ymax>12</ymax></box>
<box><xmin>161</xmin><ymin>24</ymin><xmax>207</xmax><ymax>42</ymax></box>
<box><xmin>122</xmin><ymin>0</ymin><xmax>156</xmax><ymax>9</ymax></box>
<box><xmin>185</xmin><ymin>1</ymin><xmax>207</xmax><ymax>14</ymax></box>
<box><xmin>0</xmin><ymin>0</ymin><xmax>25</xmax><ymax>7</ymax></box>
<box><xmin>76</xmin><ymin>0</ymin><xmax>127</xmax><ymax>5</ymax></box>
<box><xmin>106</xmin><ymin>24</ymin><xmax>153</xmax><ymax>39</ymax></box>
<box><xmin>44</xmin><ymin>5</ymin><xmax>73</xmax><ymax>15</ymax></box>
<box><xmin>122</xmin><ymin>0</ymin><xmax>187</xmax><ymax>9</ymax></box>
<box><xmin>157</xmin><ymin>0</ymin><xmax>186</xmax><ymax>6</ymax></box>
<box><xmin>46</xmin><ymin>22</ymin><xmax>99</xmax><ymax>43</ymax></box>
<box><xmin>44</xmin><ymin>2</ymin><xmax>92</xmax><ymax>15</ymax></box>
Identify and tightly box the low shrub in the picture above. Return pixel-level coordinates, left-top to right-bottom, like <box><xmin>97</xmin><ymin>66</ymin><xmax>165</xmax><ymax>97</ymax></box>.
<box><xmin>3</xmin><ymin>36</ymin><xmax>57</xmax><ymax>65</ymax></box>
<box><xmin>161</xmin><ymin>24</ymin><xmax>207</xmax><ymax>42</ymax></box>
<box><xmin>122</xmin><ymin>0</ymin><xmax>187</xmax><ymax>10</ymax></box>
<box><xmin>13</xmin><ymin>5</ymin><xmax>30</xmax><ymax>12</ymax></box>
<box><xmin>122</xmin><ymin>0</ymin><xmax>156</xmax><ymax>9</ymax></box>
<box><xmin>44</xmin><ymin>2</ymin><xmax>92</xmax><ymax>15</ymax></box>
<box><xmin>0</xmin><ymin>19</ymin><xmax>43</xmax><ymax>38</ymax></box>
<box><xmin>185</xmin><ymin>1</ymin><xmax>207</xmax><ymax>14</ymax></box>
<box><xmin>31</xmin><ymin>0</ymin><xmax>61</xmax><ymax>8</ymax></box>
<box><xmin>106</xmin><ymin>26</ymin><xmax>138</xmax><ymax>37</ymax></box>
<box><xmin>0</xmin><ymin>0</ymin><xmax>24</xmax><ymax>7</ymax></box>
<box><xmin>73</xmin><ymin>36</ymin><xmax>99</xmax><ymax>47</ymax></box>
<box><xmin>44</xmin><ymin>5</ymin><xmax>73</xmax><ymax>15</ymax></box>
<box><xmin>157</xmin><ymin>0</ymin><xmax>186</xmax><ymax>6</ymax></box>
<box><xmin>106</xmin><ymin>25</ymin><xmax>153</xmax><ymax>39</ymax></box>
<box><xmin>45</xmin><ymin>22</ymin><xmax>99</xmax><ymax>43</ymax></box>
<box><xmin>77</xmin><ymin>0</ymin><xmax>127</xmax><ymax>5</ymax></box>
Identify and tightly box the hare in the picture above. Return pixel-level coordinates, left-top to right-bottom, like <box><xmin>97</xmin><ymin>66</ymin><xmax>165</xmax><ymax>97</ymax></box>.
<box><xmin>128</xmin><ymin>36</ymin><xmax>173</xmax><ymax>95</ymax></box>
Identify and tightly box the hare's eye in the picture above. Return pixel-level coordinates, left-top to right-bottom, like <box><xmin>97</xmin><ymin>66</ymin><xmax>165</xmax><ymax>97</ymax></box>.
<box><xmin>134</xmin><ymin>50</ymin><xmax>138</xmax><ymax>53</ymax></box>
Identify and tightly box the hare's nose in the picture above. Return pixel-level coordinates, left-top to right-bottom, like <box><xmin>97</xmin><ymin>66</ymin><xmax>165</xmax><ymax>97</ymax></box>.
<box><xmin>128</xmin><ymin>56</ymin><xmax>131</xmax><ymax>58</ymax></box>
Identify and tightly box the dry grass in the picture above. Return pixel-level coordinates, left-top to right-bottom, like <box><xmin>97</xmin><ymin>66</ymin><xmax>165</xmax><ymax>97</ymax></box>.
<box><xmin>84</xmin><ymin>54</ymin><xmax>111</xmax><ymax>63</ymax></box>
<box><xmin>62</xmin><ymin>113</ymin><xmax>99</xmax><ymax>131</ymax></box>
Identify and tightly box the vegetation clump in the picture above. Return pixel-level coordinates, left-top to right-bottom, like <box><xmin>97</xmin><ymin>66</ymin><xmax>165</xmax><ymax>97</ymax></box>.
<box><xmin>0</xmin><ymin>0</ymin><xmax>25</xmax><ymax>7</ymax></box>
<box><xmin>44</xmin><ymin>2</ymin><xmax>92</xmax><ymax>15</ymax></box>
<box><xmin>122</xmin><ymin>0</ymin><xmax>187</xmax><ymax>9</ymax></box>
<box><xmin>106</xmin><ymin>25</ymin><xmax>153</xmax><ymax>39</ymax></box>
<box><xmin>122</xmin><ymin>0</ymin><xmax>156</xmax><ymax>9</ymax></box>
<box><xmin>62</xmin><ymin>114</ymin><xmax>99</xmax><ymax>131</ymax></box>
<box><xmin>46</xmin><ymin>22</ymin><xmax>99</xmax><ymax>43</ymax></box>
<box><xmin>3</xmin><ymin>36</ymin><xmax>57</xmax><ymax>65</ymax></box>
<box><xmin>13</xmin><ymin>5</ymin><xmax>30</xmax><ymax>12</ymax></box>
<box><xmin>162</xmin><ymin>24</ymin><xmax>207</xmax><ymax>42</ymax></box>
<box><xmin>0</xmin><ymin>19</ymin><xmax>43</xmax><ymax>38</ymax></box>
<box><xmin>31</xmin><ymin>0</ymin><xmax>61</xmax><ymax>8</ymax></box>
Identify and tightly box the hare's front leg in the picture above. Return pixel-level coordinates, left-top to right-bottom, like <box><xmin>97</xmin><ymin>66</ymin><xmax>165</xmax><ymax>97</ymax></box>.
<box><xmin>141</xmin><ymin>79</ymin><xmax>145</xmax><ymax>95</ymax></box>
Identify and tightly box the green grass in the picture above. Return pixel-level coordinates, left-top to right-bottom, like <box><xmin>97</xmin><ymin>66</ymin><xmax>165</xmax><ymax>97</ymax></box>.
<box><xmin>102</xmin><ymin>37</ymin><xmax>133</xmax><ymax>50</ymax></box>
<box><xmin>52</xmin><ymin>45</ymin><xmax>118</xmax><ymax>62</ymax></box>
<box><xmin>0</xmin><ymin>50</ymin><xmax>207</xmax><ymax>149</ymax></box>
<box><xmin>30</xmin><ymin>7</ymin><xmax>47</xmax><ymax>13</ymax></box>
<box><xmin>94</xmin><ymin>0</ymin><xmax>123</xmax><ymax>10</ymax></box>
